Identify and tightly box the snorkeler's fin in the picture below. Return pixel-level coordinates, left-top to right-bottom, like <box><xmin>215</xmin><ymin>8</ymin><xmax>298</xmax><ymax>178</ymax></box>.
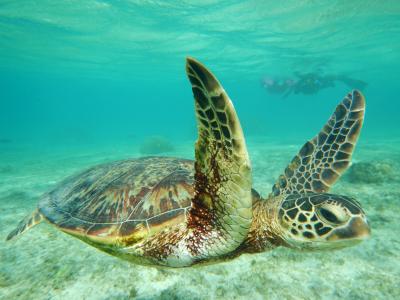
<box><xmin>336</xmin><ymin>76</ymin><xmax>368</xmax><ymax>90</ymax></box>
<box><xmin>6</xmin><ymin>209</ymin><xmax>43</xmax><ymax>241</ymax></box>
<box><xmin>282</xmin><ymin>87</ymin><xmax>293</xmax><ymax>99</ymax></box>
<box><xmin>271</xmin><ymin>90</ymin><xmax>365</xmax><ymax>197</ymax></box>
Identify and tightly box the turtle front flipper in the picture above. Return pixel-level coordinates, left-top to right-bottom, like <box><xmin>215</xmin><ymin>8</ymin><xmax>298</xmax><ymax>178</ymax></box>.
<box><xmin>272</xmin><ymin>90</ymin><xmax>365</xmax><ymax>196</ymax></box>
<box><xmin>186</xmin><ymin>57</ymin><xmax>253</xmax><ymax>257</ymax></box>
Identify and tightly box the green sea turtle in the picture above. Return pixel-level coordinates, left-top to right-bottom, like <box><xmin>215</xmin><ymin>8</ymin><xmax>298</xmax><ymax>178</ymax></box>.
<box><xmin>7</xmin><ymin>58</ymin><xmax>370</xmax><ymax>267</ymax></box>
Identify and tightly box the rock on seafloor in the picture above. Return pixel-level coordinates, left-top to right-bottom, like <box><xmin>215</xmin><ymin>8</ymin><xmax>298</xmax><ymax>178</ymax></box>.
<box><xmin>345</xmin><ymin>161</ymin><xmax>396</xmax><ymax>184</ymax></box>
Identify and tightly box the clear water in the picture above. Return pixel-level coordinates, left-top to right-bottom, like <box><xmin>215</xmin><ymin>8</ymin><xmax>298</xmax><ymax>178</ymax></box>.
<box><xmin>0</xmin><ymin>1</ymin><xmax>399</xmax><ymax>299</ymax></box>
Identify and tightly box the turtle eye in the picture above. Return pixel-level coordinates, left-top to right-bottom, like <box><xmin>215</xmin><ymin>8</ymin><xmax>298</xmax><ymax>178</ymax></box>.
<box><xmin>318</xmin><ymin>208</ymin><xmax>339</xmax><ymax>223</ymax></box>
<box><xmin>316</xmin><ymin>205</ymin><xmax>348</xmax><ymax>225</ymax></box>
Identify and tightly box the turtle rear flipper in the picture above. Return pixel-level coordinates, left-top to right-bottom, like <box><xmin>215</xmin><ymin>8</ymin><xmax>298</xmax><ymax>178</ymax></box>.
<box><xmin>271</xmin><ymin>90</ymin><xmax>365</xmax><ymax>196</ymax></box>
<box><xmin>6</xmin><ymin>209</ymin><xmax>43</xmax><ymax>241</ymax></box>
<box><xmin>186</xmin><ymin>57</ymin><xmax>252</xmax><ymax>257</ymax></box>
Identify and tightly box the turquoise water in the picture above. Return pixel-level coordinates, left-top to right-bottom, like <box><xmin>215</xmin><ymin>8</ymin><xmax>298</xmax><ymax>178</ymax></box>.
<box><xmin>1</xmin><ymin>1</ymin><xmax>399</xmax><ymax>144</ymax></box>
<box><xmin>1</xmin><ymin>1</ymin><xmax>400</xmax><ymax>299</ymax></box>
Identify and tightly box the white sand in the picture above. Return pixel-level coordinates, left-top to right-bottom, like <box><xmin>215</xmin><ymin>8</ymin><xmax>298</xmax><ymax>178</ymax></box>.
<box><xmin>0</xmin><ymin>138</ymin><xmax>399</xmax><ymax>299</ymax></box>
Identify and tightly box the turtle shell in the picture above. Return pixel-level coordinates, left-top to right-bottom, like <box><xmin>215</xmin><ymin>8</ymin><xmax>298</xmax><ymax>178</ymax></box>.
<box><xmin>38</xmin><ymin>157</ymin><xmax>194</xmax><ymax>245</ymax></box>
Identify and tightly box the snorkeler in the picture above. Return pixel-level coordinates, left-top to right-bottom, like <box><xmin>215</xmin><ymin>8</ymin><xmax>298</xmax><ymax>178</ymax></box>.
<box><xmin>262</xmin><ymin>72</ymin><xmax>367</xmax><ymax>98</ymax></box>
<box><xmin>261</xmin><ymin>76</ymin><xmax>297</xmax><ymax>95</ymax></box>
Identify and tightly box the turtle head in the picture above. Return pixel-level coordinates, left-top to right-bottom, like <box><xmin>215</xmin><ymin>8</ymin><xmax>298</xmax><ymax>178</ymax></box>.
<box><xmin>277</xmin><ymin>193</ymin><xmax>370</xmax><ymax>250</ymax></box>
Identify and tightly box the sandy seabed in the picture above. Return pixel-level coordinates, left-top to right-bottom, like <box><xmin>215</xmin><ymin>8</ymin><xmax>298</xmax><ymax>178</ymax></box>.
<box><xmin>1</xmin><ymin>137</ymin><xmax>399</xmax><ymax>300</ymax></box>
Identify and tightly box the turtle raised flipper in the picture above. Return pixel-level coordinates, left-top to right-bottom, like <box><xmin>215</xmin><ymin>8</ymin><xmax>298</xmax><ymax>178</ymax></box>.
<box><xmin>271</xmin><ymin>90</ymin><xmax>365</xmax><ymax>196</ymax></box>
<box><xmin>186</xmin><ymin>57</ymin><xmax>252</xmax><ymax>256</ymax></box>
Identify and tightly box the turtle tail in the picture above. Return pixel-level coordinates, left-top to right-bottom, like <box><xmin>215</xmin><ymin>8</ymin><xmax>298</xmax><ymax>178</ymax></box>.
<box><xmin>6</xmin><ymin>209</ymin><xmax>43</xmax><ymax>241</ymax></box>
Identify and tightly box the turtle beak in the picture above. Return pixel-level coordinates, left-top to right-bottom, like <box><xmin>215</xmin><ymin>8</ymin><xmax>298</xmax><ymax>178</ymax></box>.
<box><xmin>327</xmin><ymin>217</ymin><xmax>371</xmax><ymax>242</ymax></box>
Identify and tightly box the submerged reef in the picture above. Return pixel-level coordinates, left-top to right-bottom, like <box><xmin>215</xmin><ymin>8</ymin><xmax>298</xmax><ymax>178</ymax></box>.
<box><xmin>345</xmin><ymin>161</ymin><xmax>394</xmax><ymax>183</ymax></box>
<box><xmin>139</xmin><ymin>136</ymin><xmax>175</xmax><ymax>155</ymax></box>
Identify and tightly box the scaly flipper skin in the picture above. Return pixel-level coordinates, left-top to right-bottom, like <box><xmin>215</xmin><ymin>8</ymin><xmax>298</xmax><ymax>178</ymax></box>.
<box><xmin>186</xmin><ymin>57</ymin><xmax>252</xmax><ymax>257</ymax></box>
<box><xmin>123</xmin><ymin>58</ymin><xmax>252</xmax><ymax>266</ymax></box>
<box><xmin>271</xmin><ymin>90</ymin><xmax>365</xmax><ymax>196</ymax></box>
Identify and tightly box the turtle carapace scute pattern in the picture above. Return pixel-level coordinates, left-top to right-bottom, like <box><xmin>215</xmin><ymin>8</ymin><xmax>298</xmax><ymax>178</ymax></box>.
<box><xmin>7</xmin><ymin>58</ymin><xmax>370</xmax><ymax>268</ymax></box>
